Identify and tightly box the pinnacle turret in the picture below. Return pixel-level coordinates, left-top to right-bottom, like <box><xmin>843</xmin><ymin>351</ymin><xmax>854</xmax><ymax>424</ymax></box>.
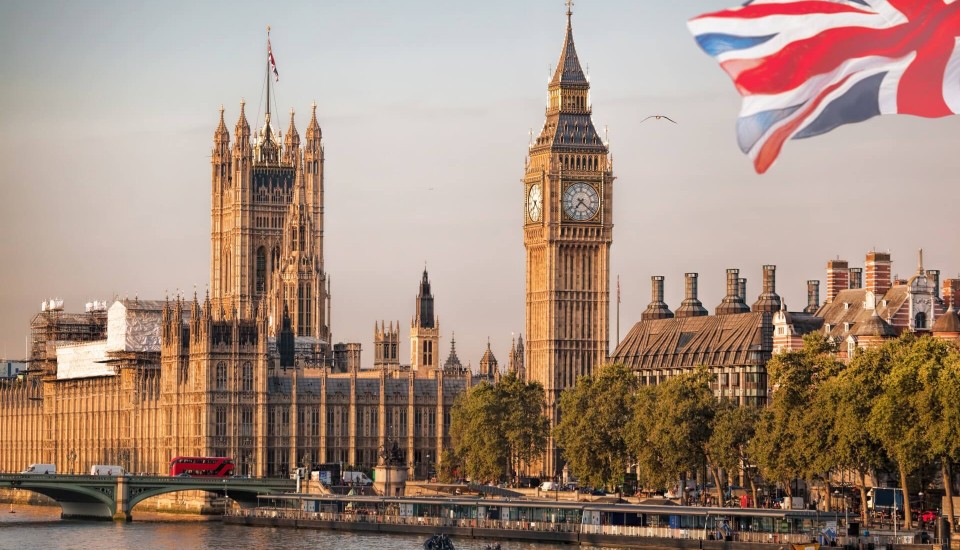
<box><xmin>234</xmin><ymin>99</ymin><xmax>251</xmax><ymax>154</ymax></box>
<box><xmin>283</xmin><ymin>108</ymin><xmax>301</xmax><ymax>167</ymax></box>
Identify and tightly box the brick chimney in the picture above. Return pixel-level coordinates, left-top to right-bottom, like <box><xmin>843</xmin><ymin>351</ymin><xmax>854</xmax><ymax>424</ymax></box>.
<box><xmin>865</xmin><ymin>251</ymin><xmax>892</xmax><ymax>296</ymax></box>
<box><xmin>675</xmin><ymin>273</ymin><xmax>708</xmax><ymax>318</ymax></box>
<box><xmin>826</xmin><ymin>259</ymin><xmax>849</xmax><ymax>303</ymax></box>
<box><xmin>944</xmin><ymin>279</ymin><xmax>960</xmax><ymax>309</ymax></box>
<box><xmin>927</xmin><ymin>270</ymin><xmax>941</xmax><ymax>302</ymax></box>
<box><xmin>716</xmin><ymin>269</ymin><xmax>751</xmax><ymax>315</ymax></box>
<box><xmin>641</xmin><ymin>276</ymin><xmax>674</xmax><ymax>321</ymax></box>
<box><xmin>849</xmin><ymin>267</ymin><xmax>863</xmax><ymax>289</ymax></box>
<box><xmin>805</xmin><ymin>280</ymin><xmax>820</xmax><ymax>314</ymax></box>
<box><xmin>752</xmin><ymin>265</ymin><xmax>782</xmax><ymax>313</ymax></box>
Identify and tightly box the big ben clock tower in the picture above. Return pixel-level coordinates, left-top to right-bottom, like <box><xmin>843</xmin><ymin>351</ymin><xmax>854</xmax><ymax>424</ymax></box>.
<box><xmin>524</xmin><ymin>3</ymin><xmax>614</xmax><ymax>476</ymax></box>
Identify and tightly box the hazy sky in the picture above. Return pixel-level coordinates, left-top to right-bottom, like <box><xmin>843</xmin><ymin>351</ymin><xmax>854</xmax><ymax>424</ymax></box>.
<box><xmin>1</xmin><ymin>1</ymin><xmax>958</xmax><ymax>367</ymax></box>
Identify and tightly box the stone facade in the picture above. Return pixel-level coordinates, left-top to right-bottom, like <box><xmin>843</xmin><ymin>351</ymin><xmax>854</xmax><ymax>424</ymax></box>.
<box><xmin>523</xmin><ymin>7</ymin><xmax>614</xmax><ymax>476</ymax></box>
<box><xmin>0</xmin><ymin>68</ymin><xmax>473</xmax><ymax>481</ymax></box>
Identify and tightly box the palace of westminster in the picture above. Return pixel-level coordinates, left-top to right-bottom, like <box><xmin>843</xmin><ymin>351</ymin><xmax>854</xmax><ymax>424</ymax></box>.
<box><xmin>1</xmin><ymin>7</ymin><xmax>958</xmax><ymax>481</ymax></box>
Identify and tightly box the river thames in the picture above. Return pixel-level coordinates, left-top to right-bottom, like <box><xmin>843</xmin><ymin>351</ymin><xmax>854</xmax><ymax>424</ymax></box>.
<box><xmin>0</xmin><ymin>505</ymin><xmax>602</xmax><ymax>550</ymax></box>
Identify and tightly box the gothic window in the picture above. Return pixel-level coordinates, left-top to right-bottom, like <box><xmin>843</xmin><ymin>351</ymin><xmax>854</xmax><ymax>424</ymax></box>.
<box><xmin>299</xmin><ymin>228</ymin><xmax>306</xmax><ymax>252</ymax></box>
<box><xmin>224</xmin><ymin>250</ymin><xmax>231</xmax><ymax>293</ymax></box>
<box><xmin>215</xmin><ymin>406</ymin><xmax>227</xmax><ymax>437</ymax></box>
<box><xmin>240</xmin><ymin>406</ymin><xmax>253</xmax><ymax>437</ymax></box>
<box><xmin>242</xmin><ymin>362</ymin><xmax>254</xmax><ymax>392</ymax></box>
<box><xmin>215</xmin><ymin>362</ymin><xmax>227</xmax><ymax>391</ymax></box>
<box><xmin>256</xmin><ymin>247</ymin><xmax>267</xmax><ymax>293</ymax></box>
<box><xmin>292</xmin><ymin>228</ymin><xmax>298</xmax><ymax>251</ymax></box>
<box><xmin>915</xmin><ymin>312</ymin><xmax>927</xmax><ymax>329</ymax></box>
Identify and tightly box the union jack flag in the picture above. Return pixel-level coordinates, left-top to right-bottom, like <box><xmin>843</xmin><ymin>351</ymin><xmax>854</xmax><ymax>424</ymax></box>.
<box><xmin>688</xmin><ymin>0</ymin><xmax>960</xmax><ymax>174</ymax></box>
<box><xmin>268</xmin><ymin>38</ymin><xmax>279</xmax><ymax>82</ymax></box>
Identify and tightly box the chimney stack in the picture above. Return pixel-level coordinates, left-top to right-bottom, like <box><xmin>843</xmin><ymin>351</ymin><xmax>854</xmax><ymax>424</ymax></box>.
<box><xmin>944</xmin><ymin>279</ymin><xmax>960</xmax><ymax>309</ymax></box>
<box><xmin>826</xmin><ymin>259</ymin><xmax>849</xmax><ymax>303</ymax></box>
<box><xmin>849</xmin><ymin>267</ymin><xmax>863</xmax><ymax>289</ymax></box>
<box><xmin>927</xmin><ymin>270</ymin><xmax>941</xmax><ymax>301</ymax></box>
<box><xmin>716</xmin><ymin>268</ymin><xmax>751</xmax><ymax>315</ymax></box>
<box><xmin>738</xmin><ymin>278</ymin><xmax>747</xmax><ymax>302</ymax></box>
<box><xmin>752</xmin><ymin>264</ymin><xmax>782</xmax><ymax>314</ymax></box>
<box><xmin>805</xmin><ymin>280</ymin><xmax>820</xmax><ymax>313</ymax></box>
<box><xmin>675</xmin><ymin>273</ymin><xmax>708</xmax><ymax>318</ymax></box>
<box><xmin>865</xmin><ymin>251</ymin><xmax>892</xmax><ymax>296</ymax></box>
<box><xmin>641</xmin><ymin>276</ymin><xmax>675</xmax><ymax>321</ymax></box>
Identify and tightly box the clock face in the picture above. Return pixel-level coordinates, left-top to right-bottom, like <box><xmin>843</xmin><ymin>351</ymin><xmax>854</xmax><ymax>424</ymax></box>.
<box><xmin>562</xmin><ymin>182</ymin><xmax>599</xmax><ymax>221</ymax></box>
<box><xmin>527</xmin><ymin>184</ymin><xmax>543</xmax><ymax>222</ymax></box>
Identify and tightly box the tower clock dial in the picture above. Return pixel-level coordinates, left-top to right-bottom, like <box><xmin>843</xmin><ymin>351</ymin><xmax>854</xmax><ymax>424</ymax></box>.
<box><xmin>562</xmin><ymin>182</ymin><xmax>599</xmax><ymax>221</ymax></box>
<box><xmin>527</xmin><ymin>183</ymin><xmax>543</xmax><ymax>222</ymax></box>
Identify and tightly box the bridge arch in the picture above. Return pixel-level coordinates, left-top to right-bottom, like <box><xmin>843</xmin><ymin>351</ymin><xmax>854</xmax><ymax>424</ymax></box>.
<box><xmin>127</xmin><ymin>485</ymin><xmax>263</xmax><ymax>512</ymax></box>
<box><xmin>2</xmin><ymin>482</ymin><xmax>116</xmax><ymax>519</ymax></box>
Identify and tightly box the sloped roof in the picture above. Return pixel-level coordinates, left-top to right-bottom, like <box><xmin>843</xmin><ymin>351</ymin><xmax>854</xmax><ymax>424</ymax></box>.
<box><xmin>853</xmin><ymin>312</ymin><xmax>897</xmax><ymax>337</ymax></box>
<box><xmin>815</xmin><ymin>287</ymin><xmax>909</xmax><ymax>339</ymax></box>
<box><xmin>612</xmin><ymin>312</ymin><xmax>772</xmax><ymax>370</ymax></box>
<box><xmin>550</xmin><ymin>15</ymin><xmax>588</xmax><ymax>87</ymax></box>
<box><xmin>933</xmin><ymin>306</ymin><xmax>960</xmax><ymax>333</ymax></box>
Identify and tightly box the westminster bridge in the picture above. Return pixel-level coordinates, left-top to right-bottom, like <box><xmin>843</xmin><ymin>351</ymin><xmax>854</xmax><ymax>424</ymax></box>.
<box><xmin>0</xmin><ymin>474</ymin><xmax>296</xmax><ymax>521</ymax></box>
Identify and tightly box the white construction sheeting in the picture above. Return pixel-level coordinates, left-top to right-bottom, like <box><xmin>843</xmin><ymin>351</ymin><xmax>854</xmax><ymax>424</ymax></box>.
<box><xmin>56</xmin><ymin>341</ymin><xmax>114</xmax><ymax>380</ymax></box>
<box><xmin>106</xmin><ymin>300</ymin><xmax>164</xmax><ymax>353</ymax></box>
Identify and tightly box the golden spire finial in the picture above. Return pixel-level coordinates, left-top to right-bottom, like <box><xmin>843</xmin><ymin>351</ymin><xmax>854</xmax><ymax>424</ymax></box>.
<box><xmin>267</xmin><ymin>24</ymin><xmax>271</xmax><ymax>34</ymax></box>
<box><xmin>566</xmin><ymin>0</ymin><xmax>573</xmax><ymax>18</ymax></box>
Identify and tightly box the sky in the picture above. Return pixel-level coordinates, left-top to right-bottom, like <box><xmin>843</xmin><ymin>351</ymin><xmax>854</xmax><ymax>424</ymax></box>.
<box><xmin>0</xmin><ymin>1</ymin><xmax>958</xmax><ymax>367</ymax></box>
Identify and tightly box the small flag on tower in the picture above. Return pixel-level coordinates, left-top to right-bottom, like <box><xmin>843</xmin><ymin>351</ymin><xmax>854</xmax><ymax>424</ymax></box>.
<box><xmin>268</xmin><ymin>33</ymin><xmax>279</xmax><ymax>82</ymax></box>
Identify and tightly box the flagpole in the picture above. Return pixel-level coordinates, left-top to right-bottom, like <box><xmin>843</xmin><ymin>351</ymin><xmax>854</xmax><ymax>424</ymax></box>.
<box><xmin>265</xmin><ymin>25</ymin><xmax>271</xmax><ymax>119</ymax></box>
<box><xmin>616</xmin><ymin>274</ymin><xmax>621</xmax><ymax>345</ymax></box>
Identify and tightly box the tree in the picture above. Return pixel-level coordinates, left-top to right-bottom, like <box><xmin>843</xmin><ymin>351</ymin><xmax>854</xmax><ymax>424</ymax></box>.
<box><xmin>708</xmin><ymin>401</ymin><xmax>760</xmax><ymax>506</ymax></box>
<box><xmin>658</xmin><ymin>368</ymin><xmax>718</xmax><ymax>504</ymax></box>
<box><xmin>868</xmin><ymin>334</ymin><xmax>950</xmax><ymax>530</ymax></box>
<box><xmin>449</xmin><ymin>382</ymin><xmax>506</xmax><ymax>483</ymax></box>
<box><xmin>448</xmin><ymin>373</ymin><xmax>548</xmax><ymax>484</ymax></box>
<box><xmin>821</xmin><ymin>347</ymin><xmax>890</xmax><ymax>522</ymax></box>
<box><xmin>932</xmin><ymin>345</ymin><xmax>960</xmax><ymax>528</ymax></box>
<box><xmin>903</xmin><ymin>337</ymin><xmax>960</xmax><ymax>528</ymax></box>
<box><xmin>555</xmin><ymin>363</ymin><xmax>638</xmax><ymax>490</ymax></box>
<box><xmin>751</xmin><ymin>333</ymin><xmax>843</xmax><ymax>501</ymax></box>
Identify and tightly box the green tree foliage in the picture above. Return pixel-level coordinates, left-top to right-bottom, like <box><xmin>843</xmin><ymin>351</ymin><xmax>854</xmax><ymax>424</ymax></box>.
<box><xmin>448</xmin><ymin>373</ymin><xmax>548</xmax><ymax>484</ymax></box>
<box><xmin>751</xmin><ymin>333</ymin><xmax>843</xmax><ymax>498</ymax></box>
<box><xmin>820</xmin><ymin>346</ymin><xmax>890</xmax><ymax>521</ymax></box>
<box><xmin>555</xmin><ymin>363</ymin><xmax>638</xmax><ymax>490</ymax></box>
<box><xmin>707</xmin><ymin>401</ymin><xmax>760</xmax><ymax>506</ymax></box>
<box><xmin>652</xmin><ymin>368</ymin><xmax>718</xmax><ymax>502</ymax></box>
<box><xmin>869</xmin><ymin>335</ymin><xmax>960</xmax><ymax>529</ymax></box>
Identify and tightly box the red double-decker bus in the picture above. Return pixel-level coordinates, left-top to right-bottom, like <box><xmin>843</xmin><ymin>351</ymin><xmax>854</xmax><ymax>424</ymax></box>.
<box><xmin>168</xmin><ymin>456</ymin><xmax>235</xmax><ymax>477</ymax></box>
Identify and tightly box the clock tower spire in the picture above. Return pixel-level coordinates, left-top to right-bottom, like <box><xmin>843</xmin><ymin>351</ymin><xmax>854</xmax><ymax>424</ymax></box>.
<box><xmin>523</xmin><ymin>3</ymin><xmax>614</xmax><ymax>477</ymax></box>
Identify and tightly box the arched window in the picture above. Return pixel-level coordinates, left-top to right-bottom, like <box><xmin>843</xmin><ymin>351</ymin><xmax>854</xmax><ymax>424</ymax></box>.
<box><xmin>216</xmin><ymin>362</ymin><xmax>227</xmax><ymax>390</ymax></box>
<box><xmin>915</xmin><ymin>312</ymin><xmax>927</xmax><ymax>330</ymax></box>
<box><xmin>255</xmin><ymin>247</ymin><xmax>266</xmax><ymax>293</ymax></box>
<box><xmin>242</xmin><ymin>362</ymin><xmax>254</xmax><ymax>392</ymax></box>
<box><xmin>292</xmin><ymin>228</ymin><xmax>298</xmax><ymax>251</ymax></box>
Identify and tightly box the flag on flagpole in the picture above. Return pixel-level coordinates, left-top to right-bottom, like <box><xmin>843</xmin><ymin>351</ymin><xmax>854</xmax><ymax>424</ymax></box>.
<box><xmin>268</xmin><ymin>37</ymin><xmax>280</xmax><ymax>82</ymax></box>
<box><xmin>688</xmin><ymin>0</ymin><xmax>960</xmax><ymax>174</ymax></box>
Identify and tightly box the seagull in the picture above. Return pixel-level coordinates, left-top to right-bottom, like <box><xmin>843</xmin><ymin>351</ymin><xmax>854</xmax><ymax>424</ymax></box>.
<box><xmin>640</xmin><ymin>115</ymin><xmax>677</xmax><ymax>124</ymax></box>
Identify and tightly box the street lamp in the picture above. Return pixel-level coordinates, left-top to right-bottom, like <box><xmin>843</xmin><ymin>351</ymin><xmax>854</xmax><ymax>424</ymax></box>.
<box><xmin>918</xmin><ymin>492</ymin><xmax>924</xmax><ymax>527</ymax></box>
<box><xmin>67</xmin><ymin>450</ymin><xmax>77</xmax><ymax>475</ymax></box>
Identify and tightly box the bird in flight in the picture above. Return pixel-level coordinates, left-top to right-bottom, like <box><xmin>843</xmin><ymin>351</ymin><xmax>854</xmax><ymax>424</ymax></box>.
<box><xmin>640</xmin><ymin>115</ymin><xmax>677</xmax><ymax>124</ymax></box>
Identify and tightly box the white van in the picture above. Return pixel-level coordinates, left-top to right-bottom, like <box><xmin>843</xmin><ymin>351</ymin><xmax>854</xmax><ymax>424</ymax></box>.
<box><xmin>21</xmin><ymin>464</ymin><xmax>56</xmax><ymax>474</ymax></box>
<box><xmin>342</xmin><ymin>471</ymin><xmax>373</xmax><ymax>485</ymax></box>
<box><xmin>90</xmin><ymin>465</ymin><xmax>125</xmax><ymax>476</ymax></box>
<box><xmin>540</xmin><ymin>481</ymin><xmax>557</xmax><ymax>492</ymax></box>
